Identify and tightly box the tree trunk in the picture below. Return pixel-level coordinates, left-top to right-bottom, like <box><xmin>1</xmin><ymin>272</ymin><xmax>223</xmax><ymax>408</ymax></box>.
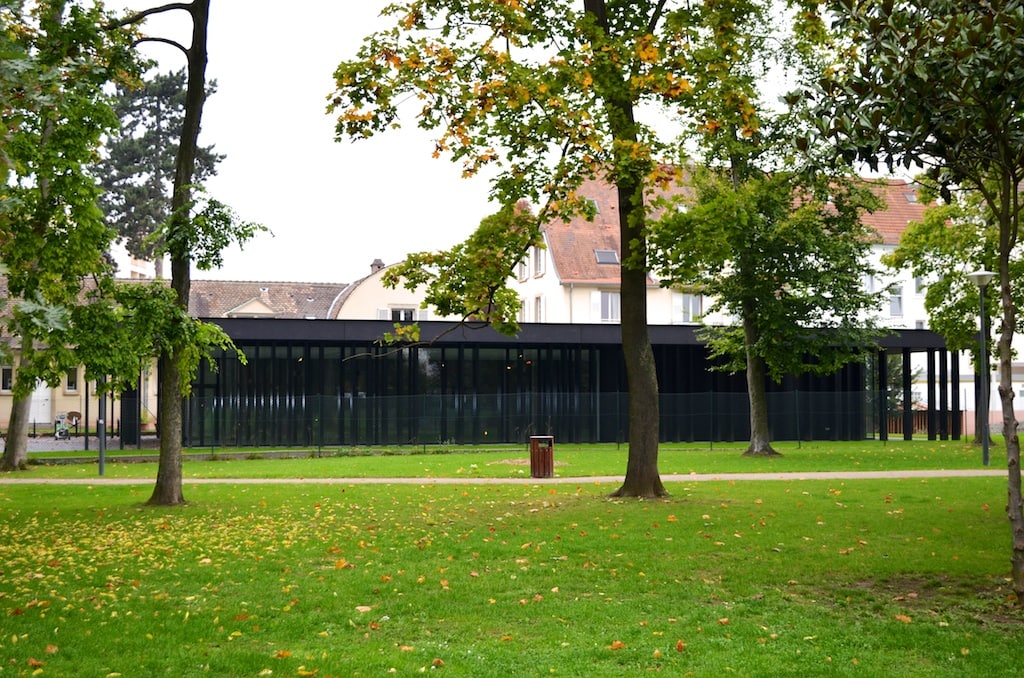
<box><xmin>994</xmin><ymin>185</ymin><xmax>1024</xmax><ymax>604</ymax></box>
<box><xmin>149</xmin><ymin>354</ymin><xmax>185</xmax><ymax>504</ymax></box>
<box><xmin>742</xmin><ymin>312</ymin><xmax>779</xmax><ymax>457</ymax></box>
<box><xmin>582</xmin><ymin>0</ymin><xmax>666</xmax><ymax>498</ymax></box>
<box><xmin>0</xmin><ymin>394</ymin><xmax>32</xmax><ymax>472</ymax></box>
<box><xmin>147</xmin><ymin>0</ymin><xmax>209</xmax><ymax>505</ymax></box>
<box><xmin>609</xmin><ymin>179</ymin><xmax>666</xmax><ymax>499</ymax></box>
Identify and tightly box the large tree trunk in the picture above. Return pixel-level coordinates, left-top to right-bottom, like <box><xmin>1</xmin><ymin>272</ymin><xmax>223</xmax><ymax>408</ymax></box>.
<box><xmin>609</xmin><ymin>179</ymin><xmax>666</xmax><ymax>499</ymax></box>
<box><xmin>742</xmin><ymin>312</ymin><xmax>778</xmax><ymax>456</ymax></box>
<box><xmin>0</xmin><ymin>394</ymin><xmax>32</xmax><ymax>472</ymax></box>
<box><xmin>146</xmin><ymin>0</ymin><xmax>209</xmax><ymax>506</ymax></box>
<box><xmin>582</xmin><ymin>0</ymin><xmax>665</xmax><ymax>498</ymax></box>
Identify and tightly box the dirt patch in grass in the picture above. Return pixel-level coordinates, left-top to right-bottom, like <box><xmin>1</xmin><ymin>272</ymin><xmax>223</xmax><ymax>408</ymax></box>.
<box><xmin>819</xmin><ymin>575</ymin><xmax>1023</xmax><ymax>627</ymax></box>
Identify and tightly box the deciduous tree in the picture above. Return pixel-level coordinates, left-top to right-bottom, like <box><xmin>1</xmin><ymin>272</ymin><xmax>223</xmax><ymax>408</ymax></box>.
<box><xmin>331</xmin><ymin>1</ymin><xmax>795</xmax><ymax>496</ymax></box>
<box><xmin>647</xmin><ymin>0</ymin><xmax>882</xmax><ymax>456</ymax></box>
<box><xmin>804</xmin><ymin>0</ymin><xmax>1024</xmax><ymax>603</ymax></box>
<box><xmin>0</xmin><ymin>0</ymin><xmax>139</xmax><ymax>471</ymax></box>
<box><xmin>883</xmin><ymin>184</ymin><xmax>1024</xmax><ymax>444</ymax></box>
<box><xmin>115</xmin><ymin>0</ymin><xmax>263</xmax><ymax>504</ymax></box>
<box><xmin>651</xmin><ymin>168</ymin><xmax>882</xmax><ymax>456</ymax></box>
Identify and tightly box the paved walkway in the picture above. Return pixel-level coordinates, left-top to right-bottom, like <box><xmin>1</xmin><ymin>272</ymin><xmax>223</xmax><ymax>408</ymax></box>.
<box><xmin>0</xmin><ymin>469</ymin><xmax>1006</xmax><ymax>486</ymax></box>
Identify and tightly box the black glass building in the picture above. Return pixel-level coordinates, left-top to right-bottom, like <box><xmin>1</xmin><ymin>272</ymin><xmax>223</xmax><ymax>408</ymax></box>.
<box><xmin>179</xmin><ymin>318</ymin><xmax>959</xmax><ymax>447</ymax></box>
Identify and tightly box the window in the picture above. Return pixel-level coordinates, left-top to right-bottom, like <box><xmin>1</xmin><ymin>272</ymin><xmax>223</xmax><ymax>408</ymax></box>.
<box><xmin>915</xmin><ymin>276</ymin><xmax>926</xmax><ymax>294</ymax></box>
<box><xmin>517</xmin><ymin>259</ymin><xmax>529</xmax><ymax>281</ymax></box>
<box><xmin>915</xmin><ymin>320</ymin><xmax>925</xmax><ymax>330</ymax></box>
<box><xmin>673</xmin><ymin>292</ymin><xmax>702</xmax><ymax>324</ymax></box>
<box><xmin>532</xmin><ymin>246</ymin><xmax>545</xmax><ymax>277</ymax></box>
<box><xmin>889</xmin><ymin>285</ymin><xmax>903</xmax><ymax>316</ymax></box>
<box><xmin>595</xmin><ymin>249</ymin><xmax>619</xmax><ymax>265</ymax></box>
<box><xmin>65</xmin><ymin>369</ymin><xmax>78</xmax><ymax>393</ymax></box>
<box><xmin>600</xmin><ymin>291</ymin><xmax>620</xmax><ymax>322</ymax></box>
<box><xmin>392</xmin><ymin>308</ymin><xmax>417</xmax><ymax>322</ymax></box>
<box><xmin>534</xmin><ymin>295</ymin><xmax>544</xmax><ymax>322</ymax></box>
<box><xmin>1</xmin><ymin>366</ymin><xmax>12</xmax><ymax>392</ymax></box>
<box><xmin>378</xmin><ymin>308</ymin><xmax>421</xmax><ymax>321</ymax></box>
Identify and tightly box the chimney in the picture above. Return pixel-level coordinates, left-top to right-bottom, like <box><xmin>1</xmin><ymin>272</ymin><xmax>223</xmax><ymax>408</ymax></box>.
<box><xmin>370</xmin><ymin>258</ymin><xmax>385</xmax><ymax>274</ymax></box>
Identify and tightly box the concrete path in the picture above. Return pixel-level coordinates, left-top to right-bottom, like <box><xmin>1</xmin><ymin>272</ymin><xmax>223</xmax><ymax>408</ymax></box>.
<box><xmin>0</xmin><ymin>468</ymin><xmax>1006</xmax><ymax>486</ymax></box>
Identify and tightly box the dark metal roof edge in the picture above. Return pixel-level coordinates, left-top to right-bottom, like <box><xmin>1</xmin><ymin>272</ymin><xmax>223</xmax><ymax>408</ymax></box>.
<box><xmin>204</xmin><ymin>318</ymin><xmax>947</xmax><ymax>351</ymax></box>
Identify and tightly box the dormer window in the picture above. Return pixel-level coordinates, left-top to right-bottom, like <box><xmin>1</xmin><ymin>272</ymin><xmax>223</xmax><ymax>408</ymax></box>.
<box><xmin>595</xmin><ymin>249</ymin><xmax>619</xmax><ymax>264</ymax></box>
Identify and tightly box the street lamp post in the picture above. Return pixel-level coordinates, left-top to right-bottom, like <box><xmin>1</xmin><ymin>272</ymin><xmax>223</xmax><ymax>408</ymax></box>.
<box><xmin>967</xmin><ymin>269</ymin><xmax>995</xmax><ymax>466</ymax></box>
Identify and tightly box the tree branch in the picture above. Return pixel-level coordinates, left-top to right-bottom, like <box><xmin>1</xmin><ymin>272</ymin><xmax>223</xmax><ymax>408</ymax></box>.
<box><xmin>647</xmin><ymin>0</ymin><xmax>668</xmax><ymax>35</ymax></box>
<box><xmin>107</xmin><ymin>2</ymin><xmax>193</xmax><ymax>30</ymax></box>
<box><xmin>133</xmin><ymin>36</ymin><xmax>188</xmax><ymax>57</ymax></box>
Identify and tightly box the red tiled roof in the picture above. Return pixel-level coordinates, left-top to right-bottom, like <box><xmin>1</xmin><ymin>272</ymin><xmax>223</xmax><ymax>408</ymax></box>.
<box><xmin>544</xmin><ymin>178</ymin><xmax>689</xmax><ymax>284</ymax></box>
<box><xmin>545</xmin><ymin>176</ymin><xmax>927</xmax><ymax>285</ymax></box>
<box><xmin>861</xmin><ymin>178</ymin><xmax>930</xmax><ymax>245</ymax></box>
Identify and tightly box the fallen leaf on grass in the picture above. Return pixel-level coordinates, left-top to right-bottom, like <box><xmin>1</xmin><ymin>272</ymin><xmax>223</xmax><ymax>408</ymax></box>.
<box><xmin>675</xmin><ymin>640</ymin><xmax>686</xmax><ymax>652</ymax></box>
<box><xmin>894</xmin><ymin>614</ymin><xmax>912</xmax><ymax>624</ymax></box>
<box><xmin>609</xmin><ymin>640</ymin><xmax>625</xmax><ymax>650</ymax></box>
<box><xmin>355</xmin><ymin>605</ymin><xmax>373</xmax><ymax>613</ymax></box>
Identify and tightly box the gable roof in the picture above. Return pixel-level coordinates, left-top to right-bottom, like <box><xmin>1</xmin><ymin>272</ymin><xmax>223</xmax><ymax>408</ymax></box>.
<box><xmin>543</xmin><ymin>177</ymin><xmax>685</xmax><ymax>285</ymax></box>
<box><xmin>188</xmin><ymin>280</ymin><xmax>351</xmax><ymax>320</ymax></box>
<box><xmin>861</xmin><ymin>178</ymin><xmax>930</xmax><ymax>245</ymax></box>
<box><xmin>543</xmin><ymin>176</ymin><xmax>929</xmax><ymax>286</ymax></box>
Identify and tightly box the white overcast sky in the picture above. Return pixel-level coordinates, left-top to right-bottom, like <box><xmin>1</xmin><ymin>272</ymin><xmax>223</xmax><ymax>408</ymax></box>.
<box><xmin>114</xmin><ymin>1</ymin><xmax>492</xmax><ymax>283</ymax></box>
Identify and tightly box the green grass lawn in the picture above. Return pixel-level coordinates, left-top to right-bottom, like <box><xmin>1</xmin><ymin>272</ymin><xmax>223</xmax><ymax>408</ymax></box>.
<box><xmin>0</xmin><ymin>471</ymin><xmax>1020</xmax><ymax>676</ymax></box>
<box><xmin>24</xmin><ymin>439</ymin><xmax>993</xmax><ymax>480</ymax></box>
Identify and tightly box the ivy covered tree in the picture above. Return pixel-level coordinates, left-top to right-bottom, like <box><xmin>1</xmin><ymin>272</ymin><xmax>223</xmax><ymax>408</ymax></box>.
<box><xmin>0</xmin><ymin>0</ymin><xmax>141</xmax><ymax>471</ymax></box>
<box><xmin>96</xmin><ymin>68</ymin><xmax>223</xmax><ymax>276</ymax></box>
<box><xmin>803</xmin><ymin>0</ymin><xmax>1024</xmax><ymax>603</ymax></box>
<box><xmin>331</xmin><ymin>0</ymin><xmax>816</xmax><ymax>496</ymax></box>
